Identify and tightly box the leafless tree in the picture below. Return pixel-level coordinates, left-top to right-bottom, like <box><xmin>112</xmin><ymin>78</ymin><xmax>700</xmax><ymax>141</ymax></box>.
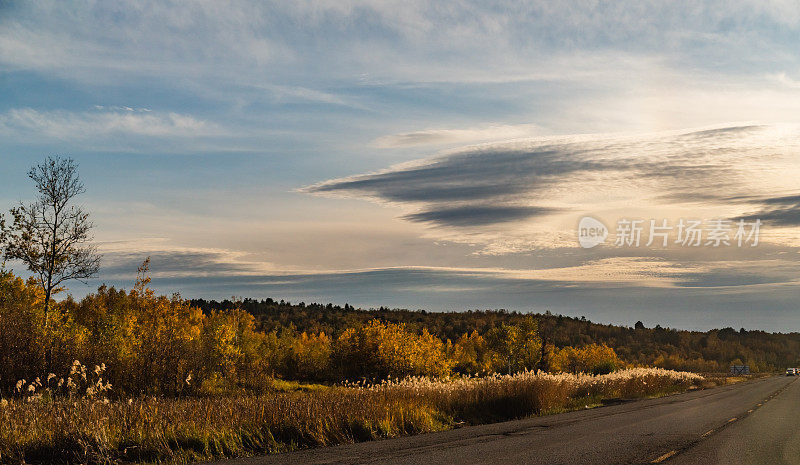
<box><xmin>0</xmin><ymin>156</ymin><xmax>101</xmax><ymax>326</ymax></box>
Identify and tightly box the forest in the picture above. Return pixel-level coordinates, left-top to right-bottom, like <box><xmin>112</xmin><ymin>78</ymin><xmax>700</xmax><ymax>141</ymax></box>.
<box><xmin>194</xmin><ymin>296</ymin><xmax>800</xmax><ymax>375</ymax></box>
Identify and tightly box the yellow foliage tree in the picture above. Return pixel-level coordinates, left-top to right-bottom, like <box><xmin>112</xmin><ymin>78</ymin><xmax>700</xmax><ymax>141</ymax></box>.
<box><xmin>451</xmin><ymin>331</ymin><xmax>495</xmax><ymax>374</ymax></box>
<box><xmin>485</xmin><ymin>316</ymin><xmax>542</xmax><ymax>374</ymax></box>
<box><xmin>333</xmin><ymin>319</ymin><xmax>452</xmax><ymax>380</ymax></box>
<box><xmin>550</xmin><ymin>343</ymin><xmax>620</xmax><ymax>374</ymax></box>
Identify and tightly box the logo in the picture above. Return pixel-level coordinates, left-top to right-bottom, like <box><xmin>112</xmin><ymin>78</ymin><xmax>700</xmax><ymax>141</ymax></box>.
<box><xmin>578</xmin><ymin>216</ymin><xmax>608</xmax><ymax>248</ymax></box>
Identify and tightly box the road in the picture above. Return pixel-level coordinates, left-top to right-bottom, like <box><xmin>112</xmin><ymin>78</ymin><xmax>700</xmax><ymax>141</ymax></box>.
<box><xmin>217</xmin><ymin>376</ymin><xmax>799</xmax><ymax>465</ymax></box>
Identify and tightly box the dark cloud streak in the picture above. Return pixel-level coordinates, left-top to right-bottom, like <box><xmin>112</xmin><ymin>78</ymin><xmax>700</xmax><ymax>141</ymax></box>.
<box><xmin>729</xmin><ymin>193</ymin><xmax>800</xmax><ymax>226</ymax></box>
<box><xmin>403</xmin><ymin>205</ymin><xmax>560</xmax><ymax>226</ymax></box>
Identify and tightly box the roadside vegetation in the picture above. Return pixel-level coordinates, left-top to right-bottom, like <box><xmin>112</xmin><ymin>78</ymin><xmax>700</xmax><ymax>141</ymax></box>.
<box><xmin>0</xmin><ymin>367</ymin><xmax>704</xmax><ymax>464</ymax></box>
<box><xmin>0</xmin><ymin>264</ymin><xmax>718</xmax><ymax>464</ymax></box>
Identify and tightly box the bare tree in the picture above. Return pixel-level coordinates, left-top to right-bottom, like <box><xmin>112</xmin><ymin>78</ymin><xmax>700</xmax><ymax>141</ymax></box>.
<box><xmin>0</xmin><ymin>156</ymin><xmax>101</xmax><ymax>326</ymax></box>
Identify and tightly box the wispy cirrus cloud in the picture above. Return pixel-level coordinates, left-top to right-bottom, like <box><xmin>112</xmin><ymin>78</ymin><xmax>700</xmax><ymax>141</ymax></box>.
<box><xmin>0</xmin><ymin>108</ymin><xmax>223</xmax><ymax>140</ymax></box>
<box><xmin>4</xmin><ymin>1</ymin><xmax>800</xmax><ymax>82</ymax></box>
<box><xmin>372</xmin><ymin>123</ymin><xmax>544</xmax><ymax>148</ymax></box>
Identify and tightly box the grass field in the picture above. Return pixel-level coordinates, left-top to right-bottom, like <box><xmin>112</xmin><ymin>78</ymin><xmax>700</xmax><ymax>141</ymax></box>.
<box><xmin>0</xmin><ymin>368</ymin><xmax>707</xmax><ymax>464</ymax></box>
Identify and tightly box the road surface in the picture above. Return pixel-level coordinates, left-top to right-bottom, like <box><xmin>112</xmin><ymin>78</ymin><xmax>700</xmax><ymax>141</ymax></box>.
<box><xmin>216</xmin><ymin>376</ymin><xmax>799</xmax><ymax>465</ymax></box>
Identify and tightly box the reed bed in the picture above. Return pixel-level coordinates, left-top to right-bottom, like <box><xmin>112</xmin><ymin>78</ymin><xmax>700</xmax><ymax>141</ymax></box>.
<box><xmin>0</xmin><ymin>368</ymin><xmax>704</xmax><ymax>464</ymax></box>
<box><xmin>362</xmin><ymin>367</ymin><xmax>705</xmax><ymax>422</ymax></box>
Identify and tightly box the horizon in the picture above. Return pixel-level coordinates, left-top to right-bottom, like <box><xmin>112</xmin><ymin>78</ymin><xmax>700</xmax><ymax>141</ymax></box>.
<box><xmin>2</xmin><ymin>1</ymin><xmax>800</xmax><ymax>332</ymax></box>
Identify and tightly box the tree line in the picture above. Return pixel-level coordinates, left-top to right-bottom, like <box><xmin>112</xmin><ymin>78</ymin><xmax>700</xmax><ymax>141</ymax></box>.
<box><xmin>193</xmin><ymin>297</ymin><xmax>800</xmax><ymax>374</ymax></box>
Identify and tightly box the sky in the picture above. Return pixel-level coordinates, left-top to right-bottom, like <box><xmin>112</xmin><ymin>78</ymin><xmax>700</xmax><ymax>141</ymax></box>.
<box><xmin>1</xmin><ymin>1</ymin><xmax>800</xmax><ymax>331</ymax></box>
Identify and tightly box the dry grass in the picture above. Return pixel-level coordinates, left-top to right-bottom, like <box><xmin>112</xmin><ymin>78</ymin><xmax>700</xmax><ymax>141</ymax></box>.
<box><xmin>364</xmin><ymin>367</ymin><xmax>705</xmax><ymax>421</ymax></box>
<box><xmin>0</xmin><ymin>390</ymin><xmax>445</xmax><ymax>464</ymax></box>
<box><xmin>694</xmin><ymin>372</ymin><xmax>770</xmax><ymax>389</ymax></box>
<box><xmin>0</xmin><ymin>368</ymin><xmax>705</xmax><ymax>464</ymax></box>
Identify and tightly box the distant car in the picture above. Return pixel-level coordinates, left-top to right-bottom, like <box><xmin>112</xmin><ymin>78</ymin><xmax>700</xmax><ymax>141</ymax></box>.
<box><xmin>786</xmin><ymin>368</ymin><xmax>796</xmax><ymax>376</ymax></box>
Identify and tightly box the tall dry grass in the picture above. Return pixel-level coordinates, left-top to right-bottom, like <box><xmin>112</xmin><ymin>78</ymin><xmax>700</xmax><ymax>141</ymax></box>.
<box><xmin>0</xmin><ymin>368</ymin><xmax>704</xmax><ymax>464</ymax></box>
<box><xmin>362</xmin><ymin>367</ymin><xmax>704</xmax><ymax>422</ymax></box>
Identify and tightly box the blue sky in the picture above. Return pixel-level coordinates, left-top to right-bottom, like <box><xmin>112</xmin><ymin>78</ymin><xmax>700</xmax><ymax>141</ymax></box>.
<box><xmin>2</xmin><ymin>1</ymin><xmax>800</xmax><ymax>330</ymax></box>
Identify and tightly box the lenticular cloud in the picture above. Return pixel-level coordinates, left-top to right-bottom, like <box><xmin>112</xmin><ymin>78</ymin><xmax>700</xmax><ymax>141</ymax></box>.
<box><xmin>304</xmin><ymin>125</ymin><xmax>800</xmax><ymax>238</ymax></box>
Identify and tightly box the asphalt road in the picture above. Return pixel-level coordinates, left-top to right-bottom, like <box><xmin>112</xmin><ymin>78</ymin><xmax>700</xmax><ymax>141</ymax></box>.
<box><xmin>217</xmin><ymin>376</ymin><xmax>799</xmax><ymax>465</ymax></box>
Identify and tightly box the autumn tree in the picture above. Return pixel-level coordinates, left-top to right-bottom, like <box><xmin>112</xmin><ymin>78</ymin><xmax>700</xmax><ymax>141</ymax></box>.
<box><xmin>550</xmin><ymin>344</ymin><xmax>620</xmax><ymax>375</ymax></box>
<box><xmin>486</xmin><ymin>316</ymin><xmax>541</xmax><ymax>374</ymax></box>
<box><xmin>0</xmin><ymin>156</ymin><xmax>101</xmax><ymax>326</ymax></box>
<box><xmin>332</xmin><ymin>319</ymin><xmax>452</xmax><ymax>380</ymax></box>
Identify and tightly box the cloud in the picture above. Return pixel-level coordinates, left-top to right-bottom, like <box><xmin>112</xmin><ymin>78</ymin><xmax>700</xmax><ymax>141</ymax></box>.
<box><xmin>403</xmin><ymin>205</ymin><xmax>559</xmax><ymax>227</ymax></box>
<box><xmin>97</xmin><ymin>239</ymin><xmax>276</xmax><ymax>279</ymax></box>
<box><xmin>257</xmin><ymin>83</ymin><xmax>367</xmax><ymax>108</ymax></box>
<box><xmin>90</xmin><ymin>248</ymin><xmax>796</xmax><ymax>296</ymax></box>
<box><xmin>4</xmin><ymin>1</ymin><xmax>800</xmax><ymax>150</ymax></box>
<box><xmin>737</xmin><ymin>193</ymin><xmax>800</xmax><ymax>226</ymax></box>
<box><xmin>774</xmin><ymin>73</ymin><xmax>800</xmax><ymax>89</ymax></box>
<box><xmin>4</xmin><ymin>1</ymin><xmax>800</xmax><ymax>91</ymax></box>
<box><xmin>372</xmin><ymin>123</ymin><xmax>544</xmax><ymax>148</ymax></box>
<box><xmin>67</xmin><ymin>257</ymin><xmax>800</xmax><ymax>331</ymax></box>
<box><xmin>305</xmin><ymin>140</ymin><xmax>614</xmax><ymax>203</ymax></box>
<box><xmin>0</xmin><ymin>108</ymin><xmax>222</xmax><ymax>140</ymax></box>
<box><xmin>305</xmin><ymin>125</ymin><xmax>800</xmax><ymax>235</ymax></box>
